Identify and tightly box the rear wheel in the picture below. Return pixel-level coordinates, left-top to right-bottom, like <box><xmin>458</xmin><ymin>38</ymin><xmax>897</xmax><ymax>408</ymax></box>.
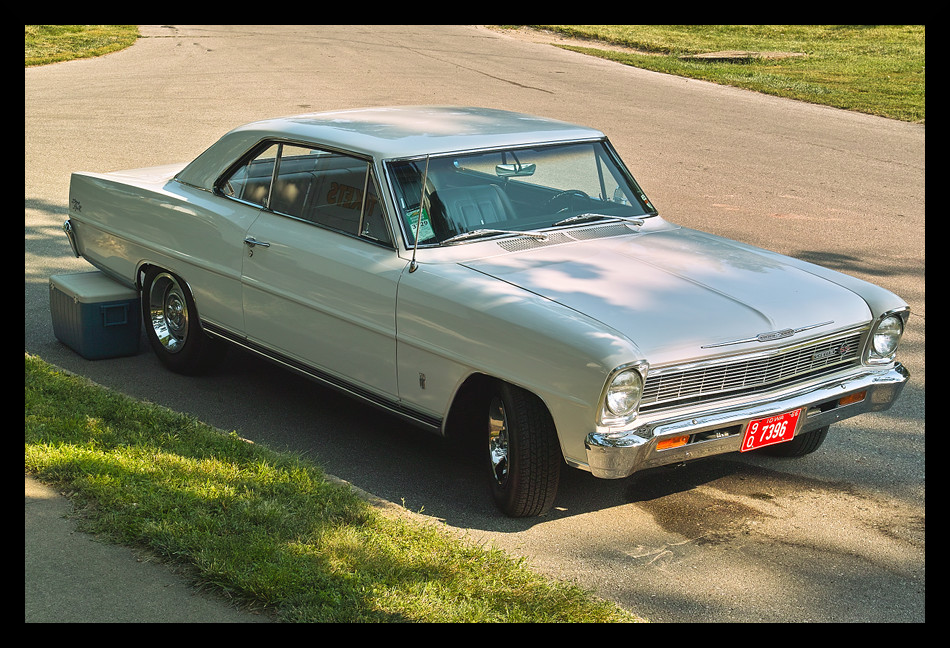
<box><xmin>141</xmin><ymin>267</ymin><xmax>225</xmax><ymax>375</ymax></box>
<box><xmin>762</xmin><ymin>425</ymin><xmax>829</xmax><ymax>457</ymax></box>
<box><xmin>487</xmin><ymin>382</ymin><xmax>561</xmax><ymax>517</ymax></box>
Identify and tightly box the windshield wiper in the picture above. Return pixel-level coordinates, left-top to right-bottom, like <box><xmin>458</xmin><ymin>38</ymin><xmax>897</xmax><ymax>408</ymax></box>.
<box><xmin>552</xmin><ymin>213</ymin><xmax>646</xmax><ymax>227</ymax></box>
<box><xmin>440</xmin><ymin>228</ymin><xmax>549</xmax><ymax>246</ymax></box>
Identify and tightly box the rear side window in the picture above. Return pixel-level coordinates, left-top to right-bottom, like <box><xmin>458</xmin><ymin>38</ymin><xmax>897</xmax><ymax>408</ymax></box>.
<box><xmin>220</xmin><ymin>144</ymin><xmax>278</xmax><ymax>207</ymax></box>
<box><xmin>218</xmin><ymin>142</ymin><xmax>392</xmax><ymax>246</ymax></box>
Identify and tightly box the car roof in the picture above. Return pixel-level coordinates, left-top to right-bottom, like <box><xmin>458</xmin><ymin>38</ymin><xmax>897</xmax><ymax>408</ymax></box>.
<box><xmin>175</xmin><ymin>106</ymin><xmax>604</xmax><ymax>189</ymax></box>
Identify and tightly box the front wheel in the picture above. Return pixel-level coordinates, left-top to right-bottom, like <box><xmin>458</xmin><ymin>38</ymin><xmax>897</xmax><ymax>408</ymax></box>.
<box><xmin>141</xmin><ymin>267</ymin><xmax>225</xmax><ymax>375</ymax></box>
<box><xmin>487</xmin><ymin>382</ymin><xmax>561</xmax><ymax>517</ymax></box>
<box><xmin>762</xmin><ymin>425</ymin><xmax>829</xmax><ymax>457</ymax></box>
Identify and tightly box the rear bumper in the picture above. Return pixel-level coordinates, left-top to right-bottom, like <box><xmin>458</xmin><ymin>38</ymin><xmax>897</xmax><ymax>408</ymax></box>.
<box><xmin>584</xmin><ymin>362</ymin><xmax>909</xmax><ymax>479</ymax></box>
<box><xmin>63</xmin><ymin>219</ymin><xmax>81</xmax><ymax>257</ymax></box>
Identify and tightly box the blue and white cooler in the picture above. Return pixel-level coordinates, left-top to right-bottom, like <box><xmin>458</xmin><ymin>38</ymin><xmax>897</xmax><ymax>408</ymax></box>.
<box><xmin>49</xmin><ymin>271</ymin><xmax>141</xmax><ymax>360</ymax></box>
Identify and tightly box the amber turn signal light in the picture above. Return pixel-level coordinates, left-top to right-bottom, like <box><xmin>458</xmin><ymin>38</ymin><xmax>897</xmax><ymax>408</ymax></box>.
<box><xmin>839</xmin><ymin>391</ymin><xmax>867</xmax><ymax>407</ymax></box>
<box><xmin>656</xmin><ymin>434</ymin><xmax>691</xmax><ymax>450</ymax></box>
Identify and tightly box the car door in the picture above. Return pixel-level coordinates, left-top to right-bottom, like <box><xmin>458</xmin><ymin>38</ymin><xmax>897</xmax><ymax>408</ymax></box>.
<box><xmin>238</xmin><ymin>143</ymin><xmax>404</xmax><ymax>399</ymax></box>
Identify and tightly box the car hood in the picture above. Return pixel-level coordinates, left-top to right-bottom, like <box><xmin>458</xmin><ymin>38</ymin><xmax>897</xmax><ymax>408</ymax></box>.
<box><xmin>462</xmin><ymin>227</ymin><xmax>872</xmax><ymax>364</ymax></box>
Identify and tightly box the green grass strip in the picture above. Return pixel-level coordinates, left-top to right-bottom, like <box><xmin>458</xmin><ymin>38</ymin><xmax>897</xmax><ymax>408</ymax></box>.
<box><xmin>25</xmin><ymin>25</ymin><xmax>139</xmax><ymax>67</ymax></box>
<box><xmin>528</xmin><ymin>25</ymin><xmax>924</xmax><ymax>123</ymax></box>
<box><xmin>25</xmin><ymin>354</ymin><xmax>640</xmax><ymax>623</ymax></box>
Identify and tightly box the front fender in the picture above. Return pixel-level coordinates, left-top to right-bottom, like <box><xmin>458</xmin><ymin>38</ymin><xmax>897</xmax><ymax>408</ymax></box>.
<box><xmin>395</xmin><ymin>262</ymin><xmax>640</xmax><ymax>465</ymax></box>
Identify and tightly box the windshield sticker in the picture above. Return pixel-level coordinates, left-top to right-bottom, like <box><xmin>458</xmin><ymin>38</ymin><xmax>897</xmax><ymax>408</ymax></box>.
<box><xmin>406</xmin><ymin>207</ymin><xmax>436</xmax><ymax>242</ymax></box>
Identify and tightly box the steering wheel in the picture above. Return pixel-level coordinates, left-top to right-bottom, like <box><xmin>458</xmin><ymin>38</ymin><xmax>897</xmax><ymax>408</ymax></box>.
<box><xmin>543</xmin><ymin>189</ymin><xmax>590</xmax><ymax>213</ymax></box>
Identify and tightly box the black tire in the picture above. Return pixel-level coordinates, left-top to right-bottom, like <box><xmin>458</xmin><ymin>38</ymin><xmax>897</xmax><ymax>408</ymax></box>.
<box><xmin>762</xmin><ymin>425</ymin><xmax>829</xmax><ymax>457</ymax></box>
<box><xmin>487</xmin><ymin>382</ymin><xmax>561</xmax><ymax>517</ymax></box>
<box><xmin>141</xmin><ymin>267</ymin><xmax>225</xmax><ymax>375</ymax></box>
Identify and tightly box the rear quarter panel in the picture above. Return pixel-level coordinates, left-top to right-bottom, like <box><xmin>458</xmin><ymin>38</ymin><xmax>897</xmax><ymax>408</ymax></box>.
<box><xmin>67</xmin><ymin>170</ymin><xmax>258</xmax><ymax>330</ymax></box>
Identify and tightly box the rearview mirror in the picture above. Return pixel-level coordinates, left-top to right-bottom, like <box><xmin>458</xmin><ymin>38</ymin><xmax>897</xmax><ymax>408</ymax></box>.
<box><xmin>495</xmin><ymin>162</ymin><xmax>536</xmax><ymax>177</ymax></box>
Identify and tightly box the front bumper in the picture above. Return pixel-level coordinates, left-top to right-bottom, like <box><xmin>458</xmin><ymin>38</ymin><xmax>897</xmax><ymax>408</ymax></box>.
<box><xmin>584</xmin><ymin>362</ymin><xmax>909</xmax><ymax>479</ymax></box>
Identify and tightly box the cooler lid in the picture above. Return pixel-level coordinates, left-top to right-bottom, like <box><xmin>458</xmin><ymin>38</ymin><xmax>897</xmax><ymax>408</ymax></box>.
<box><xmin>50</xmin><ymin>271</ymin><xmax>138</xmax><ymax>303</ymax></box>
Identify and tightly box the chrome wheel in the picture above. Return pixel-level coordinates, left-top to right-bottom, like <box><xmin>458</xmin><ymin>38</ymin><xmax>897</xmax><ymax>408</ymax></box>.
<box><xmin>488</xmin><ymin>396</ymin><xmax>509</xmax><ymax>487</ymax></box>
<box><xmin>141</xmin><ymin>267</ymin><xmax>225</xmax><ymax>375</ymax></box>
<box><xmin>147</xmin><ymin>272</ymin><xmax>190</xmax><ymax>353</ymax></box>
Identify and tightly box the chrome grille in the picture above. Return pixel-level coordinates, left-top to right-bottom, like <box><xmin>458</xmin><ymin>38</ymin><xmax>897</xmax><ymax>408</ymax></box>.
<box><xmin>641</xmin><ymin>331</ymin><xmax>864</xmax><ymax>409</ymax></box>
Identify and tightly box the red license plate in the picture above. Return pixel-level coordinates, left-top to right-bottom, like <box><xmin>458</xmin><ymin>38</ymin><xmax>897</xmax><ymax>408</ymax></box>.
<box><xmin>741</xmin><ymin>408</ymin><xmax>802</xmax><ymax>452</ymax></box>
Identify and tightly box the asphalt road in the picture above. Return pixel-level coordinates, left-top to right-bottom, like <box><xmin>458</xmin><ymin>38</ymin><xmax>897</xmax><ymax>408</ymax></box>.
<box><xmin>25</xmin><ymin>25</ymin><xmax>924</xmax><ymax>622</ymax></box>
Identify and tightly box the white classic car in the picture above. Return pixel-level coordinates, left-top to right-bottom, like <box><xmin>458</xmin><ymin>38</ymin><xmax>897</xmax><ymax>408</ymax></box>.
<box><xmin>64</xmin><ymin>106</ymin><xmax>910</xmax><ymax>517</ymax></box>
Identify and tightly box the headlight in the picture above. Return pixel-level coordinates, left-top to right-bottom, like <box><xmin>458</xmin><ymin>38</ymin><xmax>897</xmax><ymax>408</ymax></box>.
<box><xmin>602</xmin><ymin>365</ymin><xmax>646</xmax><ymax>422</ymax></box>
<box><xmin>867</xmin><ymin>311</ymin><xmax>906</xmax><ymax>363</ymax></box>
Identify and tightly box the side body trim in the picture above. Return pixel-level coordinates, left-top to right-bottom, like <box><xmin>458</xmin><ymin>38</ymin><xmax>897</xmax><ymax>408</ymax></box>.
<box><xmin>201</xmin><ymin>321</ymin><xmax>443</xmax><ymax>434</ymax></box>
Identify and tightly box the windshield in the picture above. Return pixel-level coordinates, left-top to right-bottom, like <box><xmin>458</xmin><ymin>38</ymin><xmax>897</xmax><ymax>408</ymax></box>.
<box><xmin>386</xmin><ymin>140</ymin><xmax>656</xmax><ymax>246</ymax></box>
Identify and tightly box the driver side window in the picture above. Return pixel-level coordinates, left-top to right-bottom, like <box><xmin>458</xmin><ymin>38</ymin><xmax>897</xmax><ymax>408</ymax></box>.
<box><xmin>219</xmin><ymin>142</ymin><xmax>393</xmax><ymax>247</ymax></box>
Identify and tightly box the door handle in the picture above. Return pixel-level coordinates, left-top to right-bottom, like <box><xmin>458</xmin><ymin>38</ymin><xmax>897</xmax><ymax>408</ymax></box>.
<box><xmin>244</xmin><ymin>237</ymin><xmax>270</xmax><ymax>256</ymax></box>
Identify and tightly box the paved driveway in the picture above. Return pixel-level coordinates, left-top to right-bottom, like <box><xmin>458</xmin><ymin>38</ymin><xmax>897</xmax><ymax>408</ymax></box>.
<box><xmin>25</xmin><ymin>26</ymin><xmax>924</xmax><ymax>622</ymax></box>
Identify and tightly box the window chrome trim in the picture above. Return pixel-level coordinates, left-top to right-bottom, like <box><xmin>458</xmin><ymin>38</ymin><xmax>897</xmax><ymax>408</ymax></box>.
<box><xmin>383</xmin><ymin>137</ymin><xmax>653</xmax><ymax>251</ymax></box>
<box><xmin>214</xmin><ymin>138</ymin><xmax>396</xmax><ymax>249</ymax></box>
